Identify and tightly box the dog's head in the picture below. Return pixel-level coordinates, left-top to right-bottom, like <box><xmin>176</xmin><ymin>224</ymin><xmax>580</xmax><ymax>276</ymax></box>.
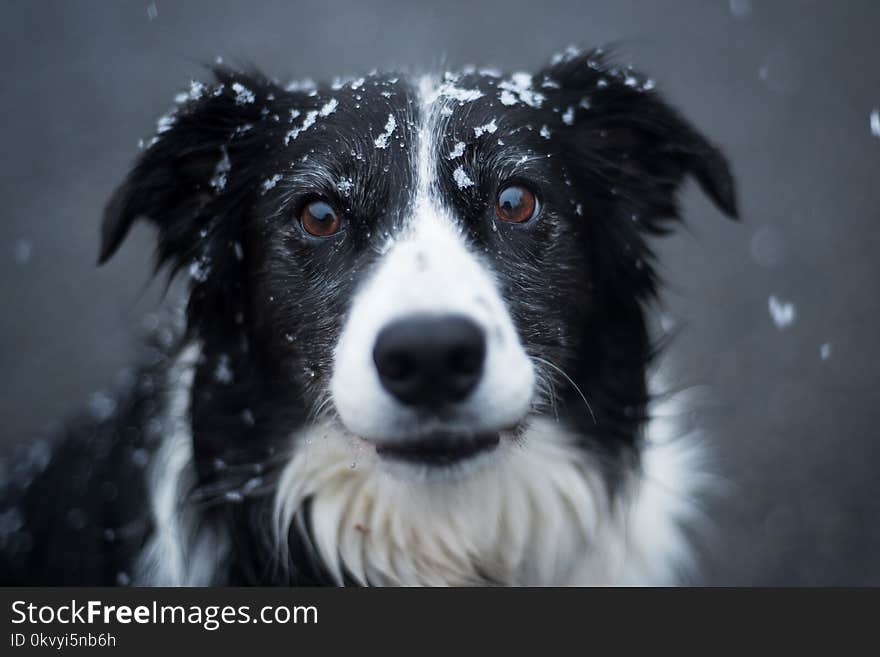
<box><xmin>103</xmin><ymin>49</ymin><xmax>735</xmax><ymax>584</ymax></box>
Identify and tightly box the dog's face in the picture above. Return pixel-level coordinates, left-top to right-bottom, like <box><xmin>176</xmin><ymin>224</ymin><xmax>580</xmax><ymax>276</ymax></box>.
<box><xmin>103</xmin><ymin>49</ymin><xmax>735</xmax><ymax>583</ymax></box>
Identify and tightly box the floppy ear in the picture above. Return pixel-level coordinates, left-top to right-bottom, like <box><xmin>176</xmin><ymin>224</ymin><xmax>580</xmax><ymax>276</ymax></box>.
<box><xmin>99</xmin><ymin>67</ymin><xmax>277</xmax><ymax>268</ymax></box>
<box><xmin>539</xmin><ymin>49</ymin><xmax>738</xmax><ymax>223</ymax></box>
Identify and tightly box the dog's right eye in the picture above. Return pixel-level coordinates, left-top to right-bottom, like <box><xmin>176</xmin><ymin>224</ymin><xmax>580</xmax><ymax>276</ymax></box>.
<box><xmin>300</xmin><ymin>200</ymin><xmax>342</xmax><ymax>237</ymax></box>
<box><xmin>495</xmin><ymin>184</ymin><xmax>539</xmax><ymax>224</ymax></box>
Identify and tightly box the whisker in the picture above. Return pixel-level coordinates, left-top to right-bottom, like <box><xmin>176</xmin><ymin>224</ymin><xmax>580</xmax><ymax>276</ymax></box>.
<box><xmin>532</xmin><ymin>368</ymin><xmax>560</xmax><ymax>421</ymax></box>
<box><xmin>532</xmin><ymin>356</ymin><xmax>597</xmax><ymax>425</ymax></box>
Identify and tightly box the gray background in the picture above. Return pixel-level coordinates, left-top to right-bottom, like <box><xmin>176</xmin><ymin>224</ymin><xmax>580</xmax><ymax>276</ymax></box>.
<box><xmin>1</xmin><ymin>0</ymin><xmax>878</xmax><ymax>584</ymax></box>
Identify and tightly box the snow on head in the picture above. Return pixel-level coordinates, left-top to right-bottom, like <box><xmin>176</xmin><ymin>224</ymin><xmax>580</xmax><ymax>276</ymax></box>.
<box><xmin>425</xmin><ymin>79</ymin><xmax>484</xmax><ymax>105</ymax></box>
<box><xmin>453</xmin><ymin>166</ymin><xmax>474</xmax><ymax>189</ymax></box>
<box><xmin>209</xmin><ymin>147</ymin><xmax>231</xmax><ymax>191</ymax></box>
<box><xmin>150</xmin><ymin>113</ymin><xmax>176</xmax><ymax>146</ymax></box>
<box><xmin>285</xmin><ymin>78</ymin><xmax>316</xmax><ymax>93</ymax></box>
<box><xmin>284</xmin><ymin>110</ymin><xmax>318</xmax><ymax>145</ymax></box>
<box><xmin>174</xmin><ymin>80</ymin><xmax>206</xmax><ymax>105</ymax></box>
<box><xmin>768</xmin><ymin>295</ymin><xmax>796</xmax><ymax>330</ymax></box>
<box><xmin>319</xmin><ymin>98</ymin><xmax>338</xmax><ymax>117</ymax></box>
<box><xmin>561</xmin><ymin>106</ymin><xmax>575</xmax><ymax>126</ymax></box>
<box><xmin>231</xmin><ymin>82</ymin><xmax>255</xmax><ymax>105</ymax></box>
<box><xmin>550</xmin><ymin>46</ymin><xmax>581</xmax><ymax>66</ymax></box>
<box><xmin>336</xmin><ymin>177</ymin><xmax>354</xmax><ymax>196</ymax></box>
<box><xmin>444</xmin><ymin>86</ymin><xmax>483</xmax><ymax>102</ymax></box>
<box><xmin>261</xmin><ymin>174</ymin><xmax>283</xmax><ymax>194</ymax></box>
<box><xmin>498</xmin><ymin>72</ymin><xmax>544</xmax><ymax>108</ymax></box>
<box><xmin>447</xmin><ymin>141</ymin><xmax>466</xmax><ymax>160</ymax></box>
<box><xmin>374</xmin><ymin>113</ymin><xmax>397</xmax><ymax>149</ymax></box>
<box><xmin>474</xmin><ymin>119</ymin><xmax>498</xmax><ymax>137</ymax></box>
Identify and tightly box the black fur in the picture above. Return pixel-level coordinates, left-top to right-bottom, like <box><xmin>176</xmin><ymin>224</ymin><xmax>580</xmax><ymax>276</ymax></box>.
<box><xmin>0</xmin><ymin>48</ymin><xmax>735</xmax><ymax>585</ymax></box>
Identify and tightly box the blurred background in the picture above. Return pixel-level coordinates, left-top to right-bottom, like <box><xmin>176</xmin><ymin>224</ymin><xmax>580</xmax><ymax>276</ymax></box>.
<box><xmin>1</xmin><ymin>0</ymin><xmax>878</xmax><ymax>585</ymax></box>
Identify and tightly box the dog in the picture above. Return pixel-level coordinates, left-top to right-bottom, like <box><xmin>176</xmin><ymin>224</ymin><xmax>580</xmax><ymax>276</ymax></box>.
<box><xmin>0</xmin><ymin>47</ymin><xmax>736</xmax><ymax>586</ymax></box>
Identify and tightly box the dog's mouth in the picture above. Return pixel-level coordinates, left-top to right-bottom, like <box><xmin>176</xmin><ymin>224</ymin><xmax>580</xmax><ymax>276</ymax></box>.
<box><xmin>373</xmin><ymin>432</ymin><xmax>501</xmax><ymax>466</ymax></box>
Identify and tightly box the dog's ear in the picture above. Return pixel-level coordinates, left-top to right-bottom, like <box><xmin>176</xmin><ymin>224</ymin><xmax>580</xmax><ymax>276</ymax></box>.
<box><xmin>99</xmin><ymin>67</ymin><xmax>277</xmax><ymax>268</ymax></box>
<box><xmin>539</xmin><ymin>49</ymin><xmax>738</xmax><ymax>222</ymax></box>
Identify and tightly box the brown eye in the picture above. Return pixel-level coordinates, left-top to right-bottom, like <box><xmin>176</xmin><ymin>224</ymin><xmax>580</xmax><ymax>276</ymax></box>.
<box><xmin>300</xmin><ymin>200</ymin><xmax>342</xmax><ymax>237</ymax></box>
<box><xmin>495</xmin><ymin>184</ymin><xmax>539</xmax><ymax>224</ymax></box>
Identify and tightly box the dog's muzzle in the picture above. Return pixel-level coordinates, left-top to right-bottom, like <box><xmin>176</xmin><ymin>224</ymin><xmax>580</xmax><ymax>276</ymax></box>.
<box><xmin>369</xmin><ymin>313</ymin><xmax>498</xmax><ymax>465</ymax></box>
<box><xmin>329</xmin><ymin>213</ymin><xmax>535</xmax><ymax>471</ymax></box>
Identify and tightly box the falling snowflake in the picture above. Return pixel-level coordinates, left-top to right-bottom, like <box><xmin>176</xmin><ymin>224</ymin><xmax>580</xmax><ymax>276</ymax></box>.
<box><xmin>729</xmin><ymin>0</ymin><xmax>752</xmax><ymax>19</ymax></box>
<box><xmin>13</xmin><ymin>239</ymin><xmax>32</xmax><ymax>265</ymax></box>
<box><xmin>768</xmin><ymin>295</ymin><xmax>796</xmax><ymax>330</ymax></box>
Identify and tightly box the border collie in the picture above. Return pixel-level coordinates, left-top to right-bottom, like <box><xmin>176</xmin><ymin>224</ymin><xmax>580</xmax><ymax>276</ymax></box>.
<box><xmin>0</xmin><ymin>47</ymin><xmax>736</xmax><ymax>586</ymax></box>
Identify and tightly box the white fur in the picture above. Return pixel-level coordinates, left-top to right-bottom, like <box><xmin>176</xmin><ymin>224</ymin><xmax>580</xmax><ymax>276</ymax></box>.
<box><xmin>271</xmin><ymin>386</ymin><xmax>706</xmax><ymax>586</ymax></box>
<box><xmin>134</xmin><ymin>344</ymin><xmax>229</xmax><ymax>586</ymax></box>
<box><xmin>330</xmin><ymin>214</ymin><xmax>535</xmax><ymax>442</ymax></box>
<box><xmin>136</xmin><ymin>75</ymin><xmax>709</xmax><ymax>586</ymax></box>
<box><xmin>331</xmin><ymin>75</ymin><xmax>534</xmax><ymax>444</ymax></box>
<box><xmin>139</xmin><ymin>347</ymin><xmax>707</xmax><ymax>586</ymax></box>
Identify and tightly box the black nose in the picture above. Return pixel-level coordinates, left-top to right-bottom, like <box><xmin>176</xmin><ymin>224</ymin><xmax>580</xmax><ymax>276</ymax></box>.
<box><xmin>373</xmin><ymin>314</ymin><xmax>486</xmax><ymax>407</ymax></box>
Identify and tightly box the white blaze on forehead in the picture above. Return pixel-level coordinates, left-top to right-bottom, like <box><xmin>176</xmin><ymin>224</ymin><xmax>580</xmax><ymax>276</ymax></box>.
<box><xmin>329</xmin><ymin>75</ymin><xmax>534</xmax><ymax>444</ymax></box>
<box><xmin>415</xmin><ymin>75</ymin><xmax>442</xmax><ymax>199</ymax></box>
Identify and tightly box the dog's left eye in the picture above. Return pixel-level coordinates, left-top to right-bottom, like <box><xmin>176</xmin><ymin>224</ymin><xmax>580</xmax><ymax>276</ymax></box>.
<box><xmin>300</xmin><ymin>200</ymin><xmax>342</xmax><ymax>237</ymax></box>
<box><xmin>495</xmin><ymin>184</ymin><xmax>539</xmax><ymax>224</ymax></box>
